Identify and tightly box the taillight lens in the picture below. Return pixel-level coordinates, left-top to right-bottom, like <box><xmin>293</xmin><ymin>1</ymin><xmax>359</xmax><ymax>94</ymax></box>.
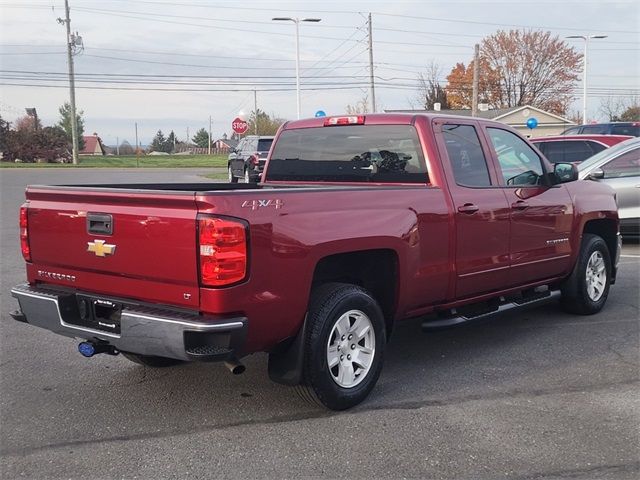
<box><xmin>198</xmin><ymin>216</ymin><xmax>247</xmax><ymax>287</ymax></box>
<box><xmin>250</xmin><ymin>153</ymin><xmax>259</xmax><ymax>166</ymax></box>
<box><xmin>20</xmin><ymin>204</ymin><xmax>31</xmax><ymax>261</ymax></box>
<box><xmin>324</xmin><ymin>115</ymin><xmax>365</xmax><ymax>126</ymax></box>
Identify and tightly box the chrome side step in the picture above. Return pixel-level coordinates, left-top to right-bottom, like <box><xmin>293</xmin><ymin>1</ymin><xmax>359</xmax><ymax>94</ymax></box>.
<box><xmin>422</xmin><ymin>290</ymin><xmax>561</xmax><ymax>330</ymax></box>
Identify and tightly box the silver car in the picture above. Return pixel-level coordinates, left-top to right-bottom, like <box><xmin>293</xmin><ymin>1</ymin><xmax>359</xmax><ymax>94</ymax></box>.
<box><xmin>578</xmin><ymin>137</ymin><xmax>640</xmax><ymax>238</ymax></box>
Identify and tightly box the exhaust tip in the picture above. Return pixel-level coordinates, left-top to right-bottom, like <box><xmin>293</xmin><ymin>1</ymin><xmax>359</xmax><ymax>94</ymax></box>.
<box><xmin>224</xmin><ymin>358</ymin><xmax>246</xmax><ymax>375</ymax></box>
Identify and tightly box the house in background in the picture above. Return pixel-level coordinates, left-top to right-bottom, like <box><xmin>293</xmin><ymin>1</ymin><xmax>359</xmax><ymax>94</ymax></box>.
<box><xmin>214</xmin><ymin>133</ymin><xmax>239</xmax><ymax>152</ymax></box>
<box><xmin>385</xmin><ymin>105</ymin><xmax>575</xmax><ymax>138</ymax></box>
<box><xmin>80</xmin><ymin>133</ymin><xmax>106</xmax><ymax>156</ymax></box>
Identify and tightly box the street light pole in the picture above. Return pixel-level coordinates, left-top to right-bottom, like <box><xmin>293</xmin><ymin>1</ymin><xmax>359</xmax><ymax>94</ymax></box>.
<box><xmin>272</xmin><ymin>17</ymin><xmax>321</xmax><ymax>119</ymax></box>
<box><xmin>566</xmin><ymin>34</ymin><xmax>607</xmax><ymax>124</ymax></box>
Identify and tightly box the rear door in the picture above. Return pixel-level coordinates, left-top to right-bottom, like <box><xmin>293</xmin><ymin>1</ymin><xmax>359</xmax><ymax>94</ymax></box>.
<box><xmin>483</xmin><ymin>127</ymin><xmax>574</xmax><ymax>285</ymax></box>
<box><xmin>434</xmin><ymin>120</ymin><xmax>511</xmax><ymax>299</ymax></box>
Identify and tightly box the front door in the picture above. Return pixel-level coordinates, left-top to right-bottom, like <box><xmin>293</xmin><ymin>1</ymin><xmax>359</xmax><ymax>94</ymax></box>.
<box><xmin>483</xmin><ymin>127</ymin><xmax>574</xmax><ymax>285</ymax></box>
<box><xmin>435</xmin><ymin>120</ymin><xmax>511</xmax><ymax>299</ymax></box>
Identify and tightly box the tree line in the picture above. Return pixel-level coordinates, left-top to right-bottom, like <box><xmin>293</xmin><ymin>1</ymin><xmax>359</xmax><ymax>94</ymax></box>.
<box><xmin>0</xmin><ymin>103</ymin><xmax>85</xmax><ymax>163</ymax></box>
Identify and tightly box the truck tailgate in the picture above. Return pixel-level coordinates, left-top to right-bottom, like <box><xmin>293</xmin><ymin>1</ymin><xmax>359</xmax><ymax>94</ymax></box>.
<box><xmin>25</xmin><ymin>186</ymin><xmax>200</xmax><ymax>308</ymax></box>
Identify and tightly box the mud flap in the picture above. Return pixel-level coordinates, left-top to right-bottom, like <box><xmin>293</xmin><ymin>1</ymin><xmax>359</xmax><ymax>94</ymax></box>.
<box><xmin>267</xmin><ymin>316</ymin><xmax>307</xmax><ymax>386</ymax></box>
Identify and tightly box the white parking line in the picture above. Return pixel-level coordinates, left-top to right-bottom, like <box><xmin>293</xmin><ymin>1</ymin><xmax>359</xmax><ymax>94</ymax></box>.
<box><xmin>620</xmin><ymin>255</ymin><xmax>640</xmax><ymax>258</ymax></box>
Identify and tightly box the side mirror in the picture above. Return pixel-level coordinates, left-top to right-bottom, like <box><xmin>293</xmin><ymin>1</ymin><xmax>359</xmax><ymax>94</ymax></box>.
<box><xmin>553</xmin><ymin>162</ymin><xmax>578</xmax><ymax>184</ymax></box>
<box><xmin>587</xmin><ymin>168</ymin><xmax>605</xmax><ymax>180</ymax></box>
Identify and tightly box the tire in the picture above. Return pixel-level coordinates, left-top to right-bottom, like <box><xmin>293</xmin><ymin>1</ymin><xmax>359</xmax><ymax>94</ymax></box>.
<box><xmin>560</xmin><ymin>233</ymin><xmax>612</xmax><ymax>315</ymax></box>
<box><xmin>121</xmin><ymin>352</ymin><xmax>183</xmax><ymax>368</ymax></box>
<box><xmin>228</xmin><ymin>165</ymin><xmax>238</xmax><ymax>183</ymax></box>
<box><xmin>295</xmin><ymin>283</ymin><xmax>386</xmax><ymax>410</ymax></box>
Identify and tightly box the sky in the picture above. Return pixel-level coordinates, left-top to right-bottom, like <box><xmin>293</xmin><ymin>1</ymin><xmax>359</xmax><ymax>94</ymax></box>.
<box><xmin>1</xmin><ymin>0</ymin><xmax>638</xmax><ymax>146</ymax></box>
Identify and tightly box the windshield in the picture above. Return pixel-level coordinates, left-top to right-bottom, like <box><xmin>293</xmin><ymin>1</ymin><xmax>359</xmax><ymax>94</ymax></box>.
<box><xmin>578</xmin><ymin>138</ymin><xmax>640</xmax><ymax>172</ymax></box>
<box><xmin>266</xmin><ymin>125</ymin><xmax>428</xmax><ymax>183</ymax></box>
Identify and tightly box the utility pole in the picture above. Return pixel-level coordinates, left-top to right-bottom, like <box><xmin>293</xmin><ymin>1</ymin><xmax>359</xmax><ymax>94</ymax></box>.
<box><xmin>134</xmin><ymin>122</ymin><xmax>139</xmax><ymax>167</ymax></box>
<box><xmin>566</xmin><ymin>34</ymin><xmax>607</xmax><ymax>124</ymax></box>
<box><xmin>58</xmin><ymin>0</ymin><xmax>82</xmax><ymax>165</ymax></box>
<box><xmin>116</xmin><ymin>136</ymin><xmax>119</xmax><ymax>155</ymax></box>
<box><xmin>368</xmin><ymin>13</ymin><xmax>376</xmax><ymax>113</ymax></box>
<box><xmin>254</xmin><ymin>89</ymin><xmax>258</xmax><ymax>135</ymax></box>
<box><xmin>208</xmin><ymin>115</ymin><xmax>212</xmax><ymax>155</ymax></box>
<box><xmin>472</xmin><ymin>43</ymin><xmax>479</xmax><ymax>117</ymax></box>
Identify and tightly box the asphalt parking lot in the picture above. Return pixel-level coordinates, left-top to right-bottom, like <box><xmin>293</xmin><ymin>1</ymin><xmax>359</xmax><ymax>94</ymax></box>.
<box><xmin>1</xmin><ymin>168</ymin><xmax>638</xmax><ymax>479</ymax></box>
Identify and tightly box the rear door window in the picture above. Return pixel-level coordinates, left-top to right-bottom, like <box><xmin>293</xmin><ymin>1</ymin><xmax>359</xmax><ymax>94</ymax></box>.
<box><xmin>442</xmin><ymin>124</ymin><xmax>492</xmax><ymax>187</ymax></box>
<box><xmin>611</xmin><ymin>125</ymin><xmax>640</xmax><ymax>136</ymax></box>
<box><xmin>267</xmin><ymin>125</ymin><xmax>428</xmax><ymax>183</ymax></box>
<box><xmin>487</xmin><ymin>128</ymin><xmax>545</xmax><ymax>186</ymax></box>
<box><xmin>539</xmin><ymin>140</ymin><xmax>598</xmax><ymax>163</ymax></box>
<box><xmin>581</xmin><ymin>125</ymin><xmax>608</xmax><ymax>134</ymax></box>
<box><xmin>601</xmin><ymin>148</ymin><xmax>640</xmax><ymax>178</ymax></box>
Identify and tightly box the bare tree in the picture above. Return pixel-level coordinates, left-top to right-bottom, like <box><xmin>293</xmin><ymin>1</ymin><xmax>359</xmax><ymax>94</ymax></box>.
<box><xmin>416</xmin><ymin>61</ymin><xmax>450</xmax><ymax>110</ymax></box>
<box><xmin>600</xmin><ymin>96</ymin><xmax>640</xmax><ymax>121</ymax></box>
<box><xmin>345</xmin><ymin>93</ymin><xmax>370</xmax><ymax>114</ymax></box>
<box><xmin>481</xmin><ymin>30</ymin><xmax>582</xmax><ymax>115</ymax></box>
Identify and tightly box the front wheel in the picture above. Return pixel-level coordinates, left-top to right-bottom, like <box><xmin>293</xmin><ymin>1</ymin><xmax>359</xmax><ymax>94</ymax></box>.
<box><xmin>295</xmin><ymin>283</ymin><xmax>386</xmax><ymax>410</ymax></box>
<box><xmin>560</xmin><ymin>233</ymin><xmax>612</xmax><ymax>315</ymax></box>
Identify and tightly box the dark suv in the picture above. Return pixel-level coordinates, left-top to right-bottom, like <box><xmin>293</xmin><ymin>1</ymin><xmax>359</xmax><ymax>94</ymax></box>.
<box><xmin>562</xmin><ymin>122</ymin><xmax>640</xmax><ymax>137</ymax></box>
<box><xmin>227</xmin><ymin>135</ymin><xmax>274</xmax><ymax>183</ymax></box>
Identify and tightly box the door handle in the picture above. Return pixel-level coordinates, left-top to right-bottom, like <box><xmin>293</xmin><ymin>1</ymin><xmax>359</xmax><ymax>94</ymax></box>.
<box><xmin>511</xmin><ymin>201</ymin><xmax>529</xmax><ymax>210</ymax></box>
<box><xmin>457</xmin><ymin>203</ymin><xmax>479</xmax><ymax>214</ymax></box>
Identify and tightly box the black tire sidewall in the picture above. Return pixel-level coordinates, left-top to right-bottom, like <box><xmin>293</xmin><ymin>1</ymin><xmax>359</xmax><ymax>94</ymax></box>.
<box><xmin>565</xmin><ymin>234</ymin><xmax>612</xmax><ymax>314</ymax></box>
<box><xmin>304</xmin><ymin>285</ymin><xmax>386</xmax><ymax>410</ymax></box>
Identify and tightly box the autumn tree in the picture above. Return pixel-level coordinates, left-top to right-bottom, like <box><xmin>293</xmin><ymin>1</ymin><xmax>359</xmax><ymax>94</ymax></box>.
<box><xmin>247</xmin><ymin>109</ymin><xmax>285</xmax><ymax>136</ymax></box>
<box><xmin>445</xmin><ymin>59</ymin><xmax>501</xmax><ymax>109</ymax></box>
<box><xmin>416</xmin><ymin>61</ymin><xmax>450</xmax><ymax>110</ymax></box>
<box><xmin>57</xmin><ymin>102</ymin><xmax>85</xmax><ymax>150</ymax></box>
<box><xmin>600</xmin><ymin>96</ymin><xmax>639</xmax><ymax>121</ymax></box>
<box><xmin>119</xmin><ymin>140</ymin><xmax>134</xmax><ymax>155</ymax></box>
<box><xmin>481</xmin><ymin>30</ymin><xmax>582</xmax><ymax>115</ymax></box>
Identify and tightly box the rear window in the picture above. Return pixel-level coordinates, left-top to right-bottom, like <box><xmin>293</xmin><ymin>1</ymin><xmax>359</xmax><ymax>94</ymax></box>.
<box><xmin>266</xmin><ymin>125</ymin><xmax>428</xmax><ymax>183</ymax></box>
<box><xmin>257</xmin><ymin>139</ymin><xmax>273</xmax><ymax>152</ymax></box>
<box><xmin>611</xmin><ymin>125</ymin><xmax>640</xmax><ymax>136</ymax></box>
<box><xmin>581</xmin><ymin>125</ymin><xmax>608</xmax><ymax>134</ymax></box>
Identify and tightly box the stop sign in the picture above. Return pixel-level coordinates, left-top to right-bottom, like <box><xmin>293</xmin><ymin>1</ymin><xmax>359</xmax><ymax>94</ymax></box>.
<box><xmin>231</xmin><ymin>117</ymin><xmax>249</xmax><ymax>135</ymax></box>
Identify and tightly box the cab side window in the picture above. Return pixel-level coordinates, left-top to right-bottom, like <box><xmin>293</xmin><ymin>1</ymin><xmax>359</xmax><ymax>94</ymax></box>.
<box><xmin>487</xmin><ymin>128</ymin><xmax>545</xmax><ymax>186</ymax></box>
<box><xmin>442</xmin><ymin>124</ymin><xmax>492</xmax><ymax>187</ymax></box>
<box><xmin>601</xmin><ymin>148</ymin><xmax>640</xmax><ymax>178</ymax></box>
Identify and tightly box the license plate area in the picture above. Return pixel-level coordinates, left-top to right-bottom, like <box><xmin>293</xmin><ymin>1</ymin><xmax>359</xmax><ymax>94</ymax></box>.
<box><xmin>68</xmin><ymin>295</ymin><xmax>122</xmax><ymax>334</ymax></box>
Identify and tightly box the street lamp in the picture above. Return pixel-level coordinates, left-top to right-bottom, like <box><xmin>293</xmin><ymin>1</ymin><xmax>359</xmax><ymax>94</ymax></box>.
<box><xmin>566</xmin><ymin>34</ymin><xmax>607</xmax><ymax>124</ymax></box>
<box><xmin>272</xmin><ymin>17</ymin><xmax>321</xmax><ymax>119</ymax></box>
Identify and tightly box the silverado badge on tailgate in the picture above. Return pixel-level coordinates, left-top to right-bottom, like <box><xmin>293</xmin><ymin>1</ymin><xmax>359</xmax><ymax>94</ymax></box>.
<box><xmin>87</xmin><ymin>239</ymin><xmax>116</xmax><ymax>257</ymax></box>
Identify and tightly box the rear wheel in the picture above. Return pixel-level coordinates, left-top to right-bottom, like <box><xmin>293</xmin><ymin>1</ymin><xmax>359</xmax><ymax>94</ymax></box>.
<box><xmin>560</xmin><ymin>233</ymin><xmax>611</xmax><ymax>315</ymax></box>
<box><xmin>228</xmin><ymin>165</ymin><xmax>238</xmax><ymax>183</ymax></box>
<box><xmin>121</xmin><ymin>352</ymin><xmax>183</xmax><ymax>368</ymax></box>
<box><xmin>295</xmin><ymin>283</ymin><xmax>386</xmax><ymax>410</ymax></box>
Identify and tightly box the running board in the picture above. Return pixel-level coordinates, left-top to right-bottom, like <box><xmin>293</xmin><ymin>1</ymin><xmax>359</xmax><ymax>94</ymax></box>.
<box><xmin>422</xmin><ymin>290</ymin><xmax>561</xmax><ymax>330</ymax></box>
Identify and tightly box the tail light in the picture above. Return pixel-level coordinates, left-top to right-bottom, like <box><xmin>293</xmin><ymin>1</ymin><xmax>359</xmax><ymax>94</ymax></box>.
<box><xmin>198</xmin><ymin>215</ymin><xmax>248</xmax><ymax>287</ymax></box>
<box><xmin>250</xmin><ymin>153</ymin><xmax>259</xmax><ymax>166</ymax></box>
<box><xmin>20</xmin><ymin>204</ymin><xmax>31</xmax><ymax>261</ymax></box>
<box><xmin>324</xmin><ymin>115</ymin><xmax>365</xmax><ymax>126</ymax></box>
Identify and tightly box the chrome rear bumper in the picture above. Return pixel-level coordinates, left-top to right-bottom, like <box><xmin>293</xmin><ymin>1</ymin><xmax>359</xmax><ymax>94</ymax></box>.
<box><xmin>10</xmin><ymin>283</ymin><xmax>247</xmax><ymax>362</ymax></box>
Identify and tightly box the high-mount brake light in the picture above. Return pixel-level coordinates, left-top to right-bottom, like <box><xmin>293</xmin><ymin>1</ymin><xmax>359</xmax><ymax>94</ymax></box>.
<box><xmin>198</xmin><ymin>216</ymin><xmax>247</xmax><ymax>287</ymax></box>
<box><xmin>19</xmin><ymin>204</ymin><xmax>31</xmax><ymax>262</ymax></box>
<box><xmin>323</xmin><ymin>116</ymin><xmax>365</xmax><ymax>126</ymax></box>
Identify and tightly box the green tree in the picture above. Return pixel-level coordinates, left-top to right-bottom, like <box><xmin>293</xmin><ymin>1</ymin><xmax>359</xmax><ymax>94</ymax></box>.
<box><xmin>0</xmin><ymin>115</ymin><xmax>10</xmax><ymax>156</ymax></box>
<box><xmin>150</xmin><ymin>130</ymin><xmax>167</xmax><ymax>152</ymax></box>
<box><xmin>57</xmin><ymin>102</ymin><xmax>85</xmax><ymax>150</ymax></box>
<box><xmin>166</xmin><ymin>130</ymin><xmax>177</xmax><ymax>153</ymax></box>
<box><xmin>192</xmin><ymin>127</ymin><xmax>209</xmax><ymax>148</ymax></box>
<box><xmin>247</xmin><ymin>110</ymin><xmax>285</xmax><ymax>136</ymax></box>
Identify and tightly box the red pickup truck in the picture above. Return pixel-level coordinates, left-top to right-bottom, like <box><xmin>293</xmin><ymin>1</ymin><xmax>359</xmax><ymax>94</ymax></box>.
<box><xmin>11</xmin><ymin>114</ymin><xmax>621</xmax><ymax>410</ymax></box>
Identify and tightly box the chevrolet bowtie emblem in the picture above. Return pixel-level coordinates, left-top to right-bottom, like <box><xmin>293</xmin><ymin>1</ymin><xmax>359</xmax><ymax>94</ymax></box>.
<box><xmin>87</xmin><ymin>239</ymin><xmax>116</xmax><ymax>257</ymax></box>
